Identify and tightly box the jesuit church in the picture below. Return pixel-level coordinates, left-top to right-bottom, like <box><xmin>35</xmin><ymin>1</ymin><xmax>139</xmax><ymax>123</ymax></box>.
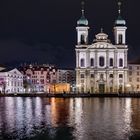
<box><xmin>75</xmin><ymin>2</ymin><xmax>128</xmax><ymax>93</ymax></box>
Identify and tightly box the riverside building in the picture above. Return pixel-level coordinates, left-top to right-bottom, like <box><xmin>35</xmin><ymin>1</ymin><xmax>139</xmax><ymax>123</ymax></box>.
<box><xmin>128</xmin><ymin>62</ymin><xmax>140</xmax><ymax>92</ymax></box>
<box><xmin>0</xmin><ymin>68</ymin><xmax>23</xmax><ymax>93</ymax></box>
<box><xmin>75</xmin><ymin>1</ymin><xmax>128</xmax><ymax>93</ymax></box>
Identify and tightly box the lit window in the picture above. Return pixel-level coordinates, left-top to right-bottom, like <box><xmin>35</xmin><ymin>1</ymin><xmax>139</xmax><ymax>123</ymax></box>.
<box><xmin>99</xmin><ymin>57</ymin><xmax>105</xmax><ymax>67</ymax></box>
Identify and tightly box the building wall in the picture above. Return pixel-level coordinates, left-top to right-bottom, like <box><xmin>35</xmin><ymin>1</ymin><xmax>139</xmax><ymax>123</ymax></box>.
<box><xmin>128</xmin><ymin>64</ymin><xmax>140</xmax><ymax>92</ymax></box>
<box><xmin>48</xmin><ymin>83</ymin><xmax>70</xmax><ymax>93</ymax></box>
<box><xmin>0</xmin><ymin>69</ymin><xmax>23</xmax><ymax>93</ymax></box>
<box><xmin>20</xmin><ymin>65</ymin><xmax>75</xmax><ymax>93</ymax></box>
<box><xmin>76</xmin><ymin>35</ymin><xmax>128</xmax><ymax>93</ymax></box>
<box><xmin>20</xmin><ymin>65</ymin><xmax>57</xmax><ymax>93</ymax></box>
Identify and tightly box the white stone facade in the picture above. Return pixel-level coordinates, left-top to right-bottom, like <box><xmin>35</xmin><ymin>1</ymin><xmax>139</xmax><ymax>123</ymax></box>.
<box><xmin>0</xmin><ymin>68</ymin><xmax>23</xmax><ymax>93</ymax></box>
<box><xmin>76</xmin><ymin>3</ymin><xmax>128</xmax><ymax>93</ymax></box>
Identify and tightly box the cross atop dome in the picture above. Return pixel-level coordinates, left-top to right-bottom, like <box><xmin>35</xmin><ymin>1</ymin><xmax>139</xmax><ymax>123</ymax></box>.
<box><xmin>77</xmin><ymin>1</ymin><xmax>88</xmax><ymax>26</ymax></box>
<box><xmin>115</xmin><ymin>0</ymin><xmax>126</xmax><ymax>26</ymax></box>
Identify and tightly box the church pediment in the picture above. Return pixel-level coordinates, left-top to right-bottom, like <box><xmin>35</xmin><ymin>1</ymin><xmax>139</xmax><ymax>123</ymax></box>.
<box><xmin>88</xmin><ymin>42</ymin><xmax>117</xmax><ymax>49</ymax></box>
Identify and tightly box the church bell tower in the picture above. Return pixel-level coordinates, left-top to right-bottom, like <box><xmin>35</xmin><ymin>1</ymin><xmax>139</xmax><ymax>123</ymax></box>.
<box><xmin>76</xmin><ymin>1</ymin><xmax>89</xmax><ymax>45</ymax></box>
<box><xmin>114</xmin><ymin>1</ymin><xmax>127</xmax><ymax>45</ymax></box>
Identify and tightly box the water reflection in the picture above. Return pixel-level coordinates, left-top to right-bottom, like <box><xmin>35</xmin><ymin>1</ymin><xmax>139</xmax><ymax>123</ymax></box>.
<box><xmin>0</xmin><ymin>97</ymin><xmax>140</xmax><ymax>140</ymax></box>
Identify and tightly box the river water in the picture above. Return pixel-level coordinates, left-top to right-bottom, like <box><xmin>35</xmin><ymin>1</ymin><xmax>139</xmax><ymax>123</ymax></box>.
<box><xmin>0</xmin><ymin>97</ymin><xmax>140</xmax><ymax>140</ymax></box>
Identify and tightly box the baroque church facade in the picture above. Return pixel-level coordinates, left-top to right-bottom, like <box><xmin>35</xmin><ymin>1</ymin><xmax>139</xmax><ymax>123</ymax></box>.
<box><xmin>75</xmin><ymin>2</ymin><xmax>128</xmax><ymax>93</ymax></box>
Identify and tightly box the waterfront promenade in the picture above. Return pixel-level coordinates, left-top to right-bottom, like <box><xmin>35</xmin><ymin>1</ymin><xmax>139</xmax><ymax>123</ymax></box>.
<box><xmin>1</xmin><ymin>93</ymin><xmax>140</xmax><ymax>98</ymax></box>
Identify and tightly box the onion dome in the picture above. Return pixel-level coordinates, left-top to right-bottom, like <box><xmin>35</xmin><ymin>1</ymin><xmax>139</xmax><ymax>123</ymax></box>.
<box><xmin>93</xmin><ymin>28</ymin><xmax>111</xmax><ymax>43</ymax></box>
<box><xmin>115</xmin><ymin>1</ymin><xmax>126</xmax><ymax>26</ymax></box>
<box><xmin>77</xmin><ymin>1</ymin><xmax>88</xmax><ymax>26</ymax></box>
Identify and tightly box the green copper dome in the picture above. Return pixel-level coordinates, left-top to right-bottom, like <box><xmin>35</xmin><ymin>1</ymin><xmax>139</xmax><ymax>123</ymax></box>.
<box><xmin>115</xmin><ymin>1</ymin><xmax>126</xmax><ymax>26</ymax></box>
<box><xmin>115</xmin><ymin>15</ymin><xmax>126</xmax><ymax>26</ymax></box>
<box><xmin>77</xmin><ymin>13</ymin><xmax>88</xmax><ymax>26</ymax></box>
<box><xmin>77</xmin><ymin>1</ymin><xmax>88</xmax><ymax>26</ymax></box>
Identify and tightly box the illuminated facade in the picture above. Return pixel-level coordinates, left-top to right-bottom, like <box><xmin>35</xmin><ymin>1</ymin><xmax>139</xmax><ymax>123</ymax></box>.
<box><xmin>49</xmin><ymin>83</ymin><xmax>70</xmax><ymax>93</ymax></box>
<box><xmin>76</xmin><ymin>2</ymin><xmax>128</xmax><ymax>93</ymax></box>
<box><xmin>0</xmin><ymin>68</ymin><xmax>23</xmax><ymax>93</ymax></box>
<box><xmin>19</xmin><ymin>64</ymin><xmax>57</xmax><ymax>93</ymax></box>
<box><xmin>19</xmin><ymin>64</ymin><xmax>75</xmax><ymax>93</ymax></box>
<box><xmin>128</xmin><ymin>63</ymin><xmax>140</xmax><ymax>92</ymax></box>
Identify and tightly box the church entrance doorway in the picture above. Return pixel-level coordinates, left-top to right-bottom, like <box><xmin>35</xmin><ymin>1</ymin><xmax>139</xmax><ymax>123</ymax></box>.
<box><xmin>99</xmin><ymin>84</ymin><xmax>105</xmax><ymax>93</ymax></box>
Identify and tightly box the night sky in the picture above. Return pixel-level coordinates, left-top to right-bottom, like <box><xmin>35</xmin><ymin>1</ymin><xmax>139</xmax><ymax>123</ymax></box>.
<box><xmin>0</xmin><ymin>0</ymin><xmax>139</xmax><ymax>68</ymax></box>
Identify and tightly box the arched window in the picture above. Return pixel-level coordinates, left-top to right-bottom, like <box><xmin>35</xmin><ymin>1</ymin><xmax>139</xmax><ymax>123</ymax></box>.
<box><xmin>99</xmin><ymin>57</ymin><xmax>105</xmax><ymax>67</ymax></box>
<box><xmin>90</xmin><ymin>58</ymin><xmax>94</xmax><ymax>67</ymax></box>
<box><xmin>81</xmin><ymin>35</ymin><xmax>85</xmax><ymax>44</ymax></box>
<box><xmin>109</xmin><ymin>58</ymin><xmax>113</xmax><ymax>67</ymax></box>
<box><xmin>119</xmin><ymin>58</ymin><xmax>123</xmax><ymax>67</ymax></box>
<box><xmin>80</xmin><ymin>58</ymin><xmax>85</xmax><ymax>67</ymax></box>
<box><xmin>118</xmin><ymin>34</ymin><xmax>123</xmax><ymax>44</ymax></box>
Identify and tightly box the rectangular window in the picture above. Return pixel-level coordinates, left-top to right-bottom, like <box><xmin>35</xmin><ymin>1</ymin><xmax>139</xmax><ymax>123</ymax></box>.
<box><xmin>119</xmin><ymin>74</ymin><xmax>123</xmax><ymax>78</ymax></box>
<box><xmin>129</xmin><ymin>78</ymin><xmax>132</xmax><ymax>82</ymax></box>
<box><xmin>137</xmin><ymin>72</ymin><xmax>140</xmax><ymax>76</ymax></box>
<box><xmin>129</xmin><ymin>71</ymin><xmax>132</xmax><ymax>76</ymax></box>
<box><xmin>81</xmin><ymin>74</ymin><xmax>85</xmax><ymax>78</ymax></box>
<box><xmin>91</xmin><ymin>74</ymin><xmax>94</xmax><ymax>78</ymax></box>
<box><xmin>137</xmin><ymin>78</ymin><xmax>140</xmax><ymax>82</ymax></box>
<box><xmin>109</xmin><ymin>74</ymin><xmax>113</xmax><ymax>78</ymax></box>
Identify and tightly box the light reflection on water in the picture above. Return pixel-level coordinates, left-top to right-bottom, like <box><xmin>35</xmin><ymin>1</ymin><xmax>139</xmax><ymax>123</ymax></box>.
<box><xmin>0</xmin><ymin>97</ymin><xmax>140</xmax><ymax>140</ymax></box>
